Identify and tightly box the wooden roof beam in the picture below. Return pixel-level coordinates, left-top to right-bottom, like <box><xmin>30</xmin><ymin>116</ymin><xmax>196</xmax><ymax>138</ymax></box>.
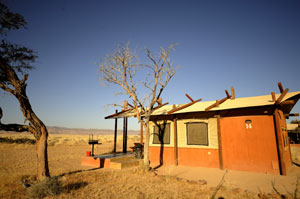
<box><xmin>284</xmin><ymin>113</ymin><xmax>299</xmax><ymax>117</ymax></box>
<box><xmin>205</xmin><ymin>96</ymin><xmax>228</xmax><ymax>112</ymax></box>
<box><xmin>225</xmin><ymin>90</ymin><xmax>230</xmax><ymax>99</ymax></box>
<box><xmin>275</xmin><ymin>88</ymin><xmax>289</xmax><ymax>105</ymax></box>
<box><xmin>167</xmin><ymin>98</ymin><xmax>202</xmax><ymax>114</ymax></box>
<box><xmin>185</xmin><ymin>94</ymin><xmax>194</xmax><ymax>102</ymax></box>
<box><xmin>271</xmin><ymin>92</ymin><xmax>276</xmax><ymax>102</ymax></box>
<box><xmin>153</xmin><ymin>102</ymin><xmax>169</xmax><ymax>111</ymax></box>
<box><xmin>280</xmin><ymin>100</ymin><xmax>295</xmax><ymax>105</ymax></box>
<box><xmin>278</xmin><ymin>82</ymin><xmax>284</xmax><ymax>93</ymax></box>
<box><xmin>136</xmin><ymin>102</ymin><xmax>169</xmax><ymax>117</ymax></box>
<box><xmin>105</xmin><ymin>107</ymin><xmax>135</xmax><ymax>119</ymax></box>
<box><xmin>231</xmin><ymin>86</ymin><xmax>235</xmax><ymax>100</ymax></box>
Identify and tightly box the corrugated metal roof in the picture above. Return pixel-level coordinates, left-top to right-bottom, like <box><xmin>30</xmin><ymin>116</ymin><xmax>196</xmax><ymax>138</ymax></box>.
<box><xmin>105</xmin><ymin>91</ymin><xmax>300</xmax><ymax>118</ymax></box>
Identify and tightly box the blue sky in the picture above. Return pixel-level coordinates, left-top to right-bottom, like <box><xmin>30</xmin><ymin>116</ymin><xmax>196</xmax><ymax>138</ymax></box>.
<box><xmin>1</xmin><ymin>0</ymin><xmax>300</xmax><ymax>130</ymax></box>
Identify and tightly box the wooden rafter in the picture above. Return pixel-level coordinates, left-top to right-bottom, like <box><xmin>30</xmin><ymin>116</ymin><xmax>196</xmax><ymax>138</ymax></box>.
<box><xmin>271</xmin><ymin>92</ymin><xmax>276</xmax><ymax>102</ymax></box>
<box><xmin>231</xmin><ymin>86</ymin><xmax>235</xmax><ymax>100</ymax></box>
<box><xmin>278</xmin><ymin>82</ymin><xmax>284</xmax><ymax>93</ymax></box>
<box><xmin>275</xmin><ymin>88</ymin><xmax>289</xmax><ymax>105</ymax></box>
<box><xmin>185</xmin><ymin>94</ymin><xmax>194</xmax><ymax>102</ymax></box>
<box><xmin>205</xmin><ymin>96</ymin><xmax>229</xmax><ymax>112</ymax></box>
<box><xmin>105</xmin><ymin>106</ymin><xmax>138</xmax><ymax>119</ymax></box>
<box><xmin>284</xmin><ymin>113</ymin><xmax>299</xmax><ymax>117</ymax></box>
<box><xmin>167</xmin><ymin>98</ymin><xmax>202</xmax><ymax>114</ymax></box>
<box><xmin>225</xmin><ymin>90</ymin><xmax>230</xmax><ymax>99</ymax></box>
<box><xmin>136</xmin><ymin>102</ymin><xmax>169</xmax><ymax>117</ymax></box>
<box><xmin>152</xmin><ymin>102</ymin><xmax>169</xmax><ymax>111</ymax></box>
<box><xmin>280</xmin><ymin>100</ymin><xmax>295</xmax><ymax>105</ymax></box>
<box><xmin>127</xmin><ymin>103</ymin><xmax>134</xmax><ymax>108</ymax></box>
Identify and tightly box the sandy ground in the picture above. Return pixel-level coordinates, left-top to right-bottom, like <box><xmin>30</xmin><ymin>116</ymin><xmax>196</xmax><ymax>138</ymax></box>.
<box><xmin>0</xmin><ymin>132</ymin><xmax>299</xmax><ymax>199</ymax></box>
<box><xmin>156</xmin><ymin>165</ymin><xmax>300</xmax><ymax>194</ymax></box>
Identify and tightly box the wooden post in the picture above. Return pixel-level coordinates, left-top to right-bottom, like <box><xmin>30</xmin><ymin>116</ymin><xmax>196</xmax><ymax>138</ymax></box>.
<box><xmin>113</xmin><ymin>110</ymin><xmax>118</xmax><ymax>153</ymax></box>
<box><xmin>173</xmin><ymin>118</ymin><xmax>178</xmax><ymax>166</ymax></box>
<box><xmin>274</xmin><ymin>109</ymin><xmax>286</xmax><ymax>175</ymax></box>
<box><xmin>231</xmin><ymin>86</ymin><xmax>235</xmax><ymax>100</ymax></box>
<box><xmin>123</xmin><ymin>117</ymin><xmax>128</xmax><ymax>153</ymax></box>
<box><xmin>140</xmin><ymin>121</ymin><xmax>143</xmax><ymax>144</ymax></box>
<box><xmin>216</xmin><ymin>115</ymin><xmax>223</xmax><ymax>170</ymax></box>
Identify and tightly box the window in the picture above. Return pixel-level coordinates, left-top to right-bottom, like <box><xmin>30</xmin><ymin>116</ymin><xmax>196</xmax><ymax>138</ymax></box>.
<box><xmin>186</xmin><ymin>122</ymin><xmax>208</xmax><ymax>145</ymax></box>
<box><xmin>153</xmin><ymin>123</ymin><xmax>170</xmax><ymax>144</ymax></box>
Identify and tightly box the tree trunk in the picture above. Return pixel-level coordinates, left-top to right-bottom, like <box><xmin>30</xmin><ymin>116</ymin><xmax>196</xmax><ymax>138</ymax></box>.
<box><xmin>143</xmin><ymin>122</ymin><xmax>150</xmax><ymax>170</ymax></box>
<box><xmin>36</xmin><ymin>126</ymin><xmax>50</xmax><ymax>180</ymax></box>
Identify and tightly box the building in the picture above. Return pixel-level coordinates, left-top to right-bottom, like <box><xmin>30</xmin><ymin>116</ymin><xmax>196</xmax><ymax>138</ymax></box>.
<box><xmin>105</xmin><ymin>84</ymin><xmax>300</xmax><ymax>175</ymax></box>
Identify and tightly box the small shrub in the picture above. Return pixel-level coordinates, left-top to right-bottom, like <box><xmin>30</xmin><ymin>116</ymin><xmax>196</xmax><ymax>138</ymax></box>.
<box><xmin>0</xmin><ymin>137</ymin><xmax>35</xmax><ymax>144</ymax></box>
<box><xmin>27</xmin><ymin>177</ymin><xmax>62</xmax><ymax>198</ymax></box>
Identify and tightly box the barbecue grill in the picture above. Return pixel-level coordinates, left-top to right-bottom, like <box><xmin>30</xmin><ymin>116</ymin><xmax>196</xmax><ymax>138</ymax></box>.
<box><xmin>88</xmin><ymin>134</ymin><xmax>100</xmax><ymax>156</ymax></box>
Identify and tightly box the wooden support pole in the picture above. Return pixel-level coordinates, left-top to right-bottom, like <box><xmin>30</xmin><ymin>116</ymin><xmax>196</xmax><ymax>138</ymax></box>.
<box><xmin>278</xmin><ymin>82</ymin><xmax>284</xmax><ymax>93</ymax></box>
<box><xmin>216</xmin><ymin>100</ymin><xmax>219</xmax><ymax>107</ymax></box>
<box><xmin>275</xmin><ymin>88</ymin><xmax>289</xmax><ymax>105</ymax></box>
<box><xmin>216</xmin><ymin>115</ymin><xmax>223</xmax><ymax>170</ymax></box>
<box><xmin>185</xmin><ymin>94</ymin><xmax>194</xmax><ymax>102</ymax></box>
<box><xmin>113</xmin><ymin>110</ymin><xmax>118</xmax><ymax>153</ymax></box>
<box><xmin>123</xmin><ymin>117</ymin><xmax>128</xmax><ymax>153</ymax></box>
<box><xmin>274</xmin><ymin>109</ymin><xmax>286</xmax><ymax>175</ymax></box>
<box><xmin>173</xmin><ymin>118</ymin><xmax>178</xmax><ymax>166</ymax></box>
<box><xmin>168</xmin><ymin>98</ymin><xmax>202</xmax><ymax>114</ymax></box>
<box><xmin>140</xmin><ymin>121</ymin><xmax>143</xmax><ymax>144</ymax></box>
<box><xmin>205</xmin><ymin>97</ymin><xmax>228</xmax><ymax>112</ymax></box>
<box><xmin>225</xmin><ymin>90</ymin><xmax>230</xmax><ymax>98</ymax></box>
<box><xmin>271</xmin><ymin>92</ymin><xmax>276</xmax><ymax>102</ymax></box>
<box><xmin>231</xmin><ymin>86</ymin><xmax>235</xmax><ymax>100</ymax></box>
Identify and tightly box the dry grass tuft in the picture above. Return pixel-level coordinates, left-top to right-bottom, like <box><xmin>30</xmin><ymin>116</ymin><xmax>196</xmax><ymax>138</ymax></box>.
<box><xmin>26</xmin><ymin>177</ymin><xmax>62</xmax><ymax>198</ymax></box>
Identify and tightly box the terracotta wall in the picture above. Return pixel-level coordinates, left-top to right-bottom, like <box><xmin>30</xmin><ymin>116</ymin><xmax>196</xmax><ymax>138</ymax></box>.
<box><xmin>220</xmin><ymin>115</ymin><xmax>280</xmax><ymax>174</ymax></box>
<box><xmin>149</xmin><ymin>146</ymin><xmax>219</xmax><ymax>168</ymax></box>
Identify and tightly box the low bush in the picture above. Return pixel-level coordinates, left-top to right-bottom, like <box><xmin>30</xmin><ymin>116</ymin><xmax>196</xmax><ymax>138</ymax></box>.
<box><xmin>27</xmin><ymin>177</ymin><xmax>62</xmax><ymax>198</ymax></box>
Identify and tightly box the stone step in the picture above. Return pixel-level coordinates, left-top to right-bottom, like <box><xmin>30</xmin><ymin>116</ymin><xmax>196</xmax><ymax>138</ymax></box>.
<box><xmin>109</xmin><ymin>159</ymin><xmax>140</xmax><ymax>169</ymax></box>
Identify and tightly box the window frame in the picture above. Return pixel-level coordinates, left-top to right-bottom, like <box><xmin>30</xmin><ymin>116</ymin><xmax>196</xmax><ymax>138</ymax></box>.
<box><xmin>185</xmin><ymin>122</ymin><xmax>209</xmax><ymax>146</ymax></box>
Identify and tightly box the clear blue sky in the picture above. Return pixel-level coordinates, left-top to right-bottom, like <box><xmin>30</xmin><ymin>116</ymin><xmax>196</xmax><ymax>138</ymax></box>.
<box><xmin>1</xmin><ymin>0</ymin><xmax>300</xmax><ymax>130</ymax></box>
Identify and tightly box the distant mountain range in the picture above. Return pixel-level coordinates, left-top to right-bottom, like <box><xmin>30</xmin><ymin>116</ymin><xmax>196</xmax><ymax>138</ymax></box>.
<box><xmin>47</xmin><ymin>126</ymin><xmax>139</xmax><ymax>135</ymax></box>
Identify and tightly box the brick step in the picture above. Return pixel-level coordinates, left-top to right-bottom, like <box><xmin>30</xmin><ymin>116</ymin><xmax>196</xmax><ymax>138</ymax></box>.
<box><xmin>109</xmin><ymin>159</ymin><xmax>140</xmax><ymax>169</ymax></box>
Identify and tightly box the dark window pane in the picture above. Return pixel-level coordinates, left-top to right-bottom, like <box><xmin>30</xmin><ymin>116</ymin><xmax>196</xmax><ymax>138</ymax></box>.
<box><xmin>153</xmin><ymin>123</ymin><xmax>170</xmax><ymax>144</ymax></box>
<box><xmin>186</xmin><ymin>123</ymin><xmax>208</xmax><ymax>145</ymax></box>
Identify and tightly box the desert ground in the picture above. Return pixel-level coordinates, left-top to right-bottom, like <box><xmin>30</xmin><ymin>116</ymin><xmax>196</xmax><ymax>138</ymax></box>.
<box><xmin>0</xmin><ymin>131</ymin><xmax>299</xmax><ymax>199</ymax></box>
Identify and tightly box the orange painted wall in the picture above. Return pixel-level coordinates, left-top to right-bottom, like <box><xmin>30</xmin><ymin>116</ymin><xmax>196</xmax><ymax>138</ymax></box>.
<box><xmin>149</xmin><ymin>146</ymin><xmax>175</xmax><ymax>165</ymax></box>
<box><xmin>220</xmin><ymin>115</ymin><xmax>280</xmax><ymax>174</ymax></box>
<box><xmin>178</xmin><ymin>148</ymin><xmax>219</xmax><ymax>168</ymax></box>
<box><xmin>149</xmin><ymin>146</ymin><xmax>219</xmax><ymax>168</ymax></box>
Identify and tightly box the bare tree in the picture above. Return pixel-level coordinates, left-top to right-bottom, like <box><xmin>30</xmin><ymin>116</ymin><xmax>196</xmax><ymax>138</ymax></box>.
<box><xmin>0</xmin><ymin>2</ymin><xmax>50</xmax><ymax>180</ymax></box>
<box><xmin>99</xmin><ymin>42</ymin><xmax>177</xmax><ymax>170</ymax></box>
